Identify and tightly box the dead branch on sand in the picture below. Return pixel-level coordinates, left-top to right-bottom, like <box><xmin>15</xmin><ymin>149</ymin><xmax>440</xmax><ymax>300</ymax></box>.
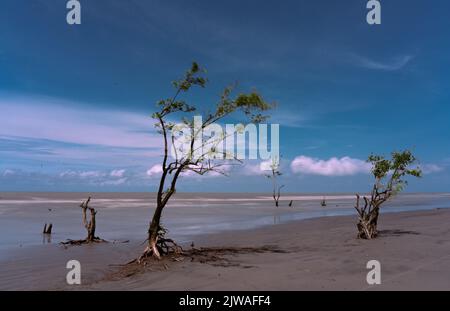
<box><xmin>61</xmin><ymin>197</ymin><xmax>107</xmax><ymax>246</ymax></box>
<box><xmin>127</xmin><ymin>244</ymin><xmax>287</xmax><ymax>270</ymax></box>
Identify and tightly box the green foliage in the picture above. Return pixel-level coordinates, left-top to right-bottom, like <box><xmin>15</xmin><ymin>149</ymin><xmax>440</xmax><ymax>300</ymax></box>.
<box><xmin>212</xmin><ymin>86</ymin><xmax>274</xmax><ymax>125</ymax></box>
<box><xmin>172</xmin><ymin>62</ymin><xmax>207</xmax><ymax>91</ymax></box>
<box><xmin>151</xmin><ymin>61</ymin><xmax>275</xmax><ymax>199</ymax></box>
<box><xmin>354</xmin><ymin>150</ymin><xmax>422</xmax><ymax>239</ymax></box>
<box><xmin>145</xmin><ymin>62</ymin><xmax>276</xmax><ymax>254</ymax></box>
<box><xmin>152</xmin><ymin>62</ymin><xmax>206</xmax><ymax>120</ymax></box>
<box><xmin>152</xmin><ymin>62</ymin><xmax>273</xmax><ymax>126</ymax></box>
<box><xmin>368</xmin><ymin>150</ymin><xmax>422</xmax><ymax>195</ymax></box>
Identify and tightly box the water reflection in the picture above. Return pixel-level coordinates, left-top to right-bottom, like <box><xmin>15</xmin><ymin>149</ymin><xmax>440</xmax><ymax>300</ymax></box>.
<box><xmin>273</xmin><ymin>213</ymin><xmax>281</xmax><ymax>224</ymax></box>
<box><xmin>42</xmin><ymin>234</ymin><xmax>52</xmax><ymax>244</ymax></box>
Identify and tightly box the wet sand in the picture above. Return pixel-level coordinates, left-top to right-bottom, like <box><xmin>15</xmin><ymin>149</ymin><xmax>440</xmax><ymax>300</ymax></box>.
<box><xmin>2</xmin><ymin>208</ymin><xmax>450</xmax><ymax>290</ymax></box>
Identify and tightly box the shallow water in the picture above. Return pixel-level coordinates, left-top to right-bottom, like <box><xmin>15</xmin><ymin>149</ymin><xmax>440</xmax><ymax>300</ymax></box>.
<box><xmin>0</xmin><ymin>192</ymin><xmax>449</xmax><ymax>260</ymax></box>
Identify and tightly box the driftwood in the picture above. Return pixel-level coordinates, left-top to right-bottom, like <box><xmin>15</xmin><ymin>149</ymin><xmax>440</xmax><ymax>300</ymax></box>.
<box><xmin>61</xmin><ymin>197</ymin><xmax>107</xmax><ymax>246</ymax></box>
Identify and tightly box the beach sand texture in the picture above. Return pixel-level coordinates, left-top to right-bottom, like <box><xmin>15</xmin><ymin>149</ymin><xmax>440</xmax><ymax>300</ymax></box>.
<box><xmin>0</xmin><ymin>192</ymin><xmax>449</xmax><ymax>290</ymax></box>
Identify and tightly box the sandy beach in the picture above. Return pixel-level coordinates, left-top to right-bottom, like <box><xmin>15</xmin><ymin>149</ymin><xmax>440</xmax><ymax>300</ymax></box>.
<box><xmin>1</xmin><ymin>206</ymin><xmax>450</xmax><ymax>291</ymax></box>
<box><xmin>2</xmin><ymin>0</ymin><xmax>450</xmax><ymax>296</ymax></box>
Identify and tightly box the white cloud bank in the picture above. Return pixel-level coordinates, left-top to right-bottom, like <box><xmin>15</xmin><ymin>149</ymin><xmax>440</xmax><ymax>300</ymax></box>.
<box><xmin>146</xmin><ymin>165</ymin><xmax>163</xmax><ymax>176</ymax></box>
<box><xmin>290</xmin><ymin>156</ymin><xmax>371</xmax><ymax>176</ymax></box>
<box><xmin>57</xmin><ymin>169</ymin><xmax>130</xmax><ymax>186</ymax></box>
<box><xmin>244</xmin><ymin>160</ymin><xmax>273</xmax><ymax>175</ymax></box>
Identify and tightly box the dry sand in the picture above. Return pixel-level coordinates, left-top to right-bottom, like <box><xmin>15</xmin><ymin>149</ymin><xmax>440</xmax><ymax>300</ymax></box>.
<box><xmin>2</xmin><ymin>208</ymin><xmax>450</xmax><ymax>290</ymax></box>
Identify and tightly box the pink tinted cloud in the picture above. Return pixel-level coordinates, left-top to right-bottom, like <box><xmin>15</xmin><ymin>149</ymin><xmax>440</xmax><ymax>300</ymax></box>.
<box><xmin>291</xmin><ymin>155</ymin><xmax>371</xmax><ymax>176</ymax></box>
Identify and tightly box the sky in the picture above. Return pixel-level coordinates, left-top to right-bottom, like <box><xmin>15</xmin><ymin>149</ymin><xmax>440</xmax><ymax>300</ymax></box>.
<box><xmin>1</xmin><ymin>0</ymin><xmax>449</xmax><ymax>192</ymax></box>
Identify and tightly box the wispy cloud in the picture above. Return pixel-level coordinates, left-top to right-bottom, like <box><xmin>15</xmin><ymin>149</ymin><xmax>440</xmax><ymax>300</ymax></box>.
<box><xmin>100</xmin><ymin>177</ymin><xmax>128</xmax><ymax>186</ymax></box>
<box><xmin>269</xmin><ymin>111</ymin><xmax>310</xmax><ymax>128</ymax></box>
<box><xmin>60</xmin><ymin>170</ymin><xmax>103</xmax><ymax>179</ymax></box>
<box><xmin>420</xmin><ymin>164</ymin><xmax>445</xmax><ymax>174</ymax></box>
<box><xmin>110</xmin><ymin>169</ymin><xmax>126</xmax><ymax>178</ymax></box>
<box><xmin>350</xmin><ymin>54</ymin><xmax>414</xmax><ymax>71</ymax></box>
<box><xmin>0</xmin><ymin>95</ymin><xmax>161</xmax><ymax>149</ymax></box>
<box><xmin>2</xmin><ymin>169</ymin><xmax>15</xmax><ymax>177</ymax></box>
<box><xmin>0</xmin><ymin>94</ymin><xmax>165</xmax><ymax>174</ymax></box>
<box><xmin>0</xmin><ymin>167</ymin><xmax>154</xmax><ymax>189</ymax></box>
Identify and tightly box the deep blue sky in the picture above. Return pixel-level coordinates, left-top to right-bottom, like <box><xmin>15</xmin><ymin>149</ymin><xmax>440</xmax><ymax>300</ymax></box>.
<box><xmin>1</xmin><ymin>0</ymin><xmax>449</xmax><ymax>192</ymax></box>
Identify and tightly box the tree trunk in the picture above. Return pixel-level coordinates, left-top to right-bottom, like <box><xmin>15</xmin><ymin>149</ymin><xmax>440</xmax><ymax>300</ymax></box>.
<box><xmin>138</xmin><ymin>199</ymin><xmax>182</xmax><ymax>263</ymax></box>
<box><xmin>146</xmin><ymin>203</ymin><xmax>164</xmax><ymax>259</ymax></box>
<box><xmin>43</xmin><ymin>223</ymin><xmax>52</xmax><ymax>234</ymax></box>
<box><xmin>81</xmin><ymin>197</ymin><xmax>98</xmax><ymax>243</ymax></box>
<box><xmin>357</xmin><ymin>207</ymin><xmax>380</xmax><ymax>239</ymax></box>
<box><xmin>61</xmin><ymin>197</ymin><xmax>107</xmax><ymax>245</ymax></box>
<box><xmin>86</xmin><ymin>208</ymin><xmax>96</xmax><ymax>242</ymax></box>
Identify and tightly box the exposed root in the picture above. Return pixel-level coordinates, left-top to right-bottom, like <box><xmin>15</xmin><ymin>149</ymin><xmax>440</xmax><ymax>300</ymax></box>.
<box><xmin>105</xmin><ymin>244</ymin><xmax>288</xmax><ymax>282</ymax></box>
<box><xmin>130</xmin><ymin>244</ymin><xmax>286</xmax><ymax>267</ymax></box>
<box><xmin>133</xmin><ymin>236</ymin><xmax>183</xmax><ymax>264</ymax></box>
<box><xmin>132</xmin><ymin>225</ymin><xmax>183</xmax><ymax>264</ymax></box>
<box><xmin>356</xmin><ymin>219</ymin><xmax>378</xmax><ymax>239</ymax></box>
